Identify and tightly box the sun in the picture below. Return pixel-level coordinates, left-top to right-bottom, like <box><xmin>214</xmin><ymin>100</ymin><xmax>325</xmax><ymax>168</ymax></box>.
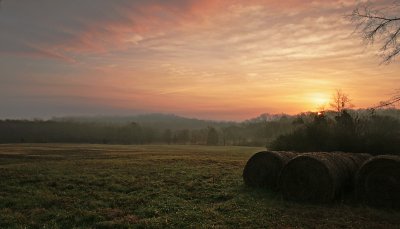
<box><xmin>309</xmin><ymin>93</ymin><xmax>330</xmax><ymax>110</ymax></box>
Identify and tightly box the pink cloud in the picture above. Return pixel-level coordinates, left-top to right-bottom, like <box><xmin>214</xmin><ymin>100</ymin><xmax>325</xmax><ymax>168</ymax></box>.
<box><xmin>1</xmin><ymin>0</ymin><xmax>361</xmax><ymax>60</ymax></box>
<box><xmin>0</xmin><ymin>44</ymin><xmax>75</xmax><ymax>63</ymax></box>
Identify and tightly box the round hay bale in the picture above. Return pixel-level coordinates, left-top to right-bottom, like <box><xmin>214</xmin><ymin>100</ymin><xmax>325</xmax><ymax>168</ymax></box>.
<box><xmin>242</xmin><ymin>151</ymin><xmax>298</xmax><ymax>190</ymax></box>
<box><xmin>279</xmin><ymin>152</ymin><xmax>371</xmax><ymax>203</ymax></box>
<box><xmin>356</xmin><ymin>155</ymin><xmax>400</xmax><ymax>208</ymax></box>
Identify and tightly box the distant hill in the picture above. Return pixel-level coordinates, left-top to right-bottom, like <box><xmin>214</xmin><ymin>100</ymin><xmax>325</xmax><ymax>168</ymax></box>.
<box><xmin>51</xmin><ymin>113</ymin><xmax>236</xmax><ymax>130</ymax></box>
<box><xmin>51</xmin><ymin>108</ymin><xmax>400</xmax><ymax>130</ymax></box>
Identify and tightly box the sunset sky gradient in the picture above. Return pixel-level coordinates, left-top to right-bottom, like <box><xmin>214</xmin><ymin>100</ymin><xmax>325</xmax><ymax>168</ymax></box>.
<box><xmin>1</xmin><ymin>0</ymin><xmax>399</xmax><ymax>120</ymax></box>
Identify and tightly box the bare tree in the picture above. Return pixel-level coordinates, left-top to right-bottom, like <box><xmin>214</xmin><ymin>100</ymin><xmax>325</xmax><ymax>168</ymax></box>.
<box><xmin>350</xmin><ymin>2</ymin><xmax>400</xmax><ymax>109</ymax></box>
<box><xmin>330</xmin><ymin>89</ymin><xmax>354</xmax><ymax>113</ymax></box>
<box><xmin>350</xmin><ymin>2</ymin><xmax>400</xmax><ymax>64</ymax></box>
<box><xmin>373</xmin><ymin>89</ymin><xmax>400</xmax><ymax>109</ymax></box>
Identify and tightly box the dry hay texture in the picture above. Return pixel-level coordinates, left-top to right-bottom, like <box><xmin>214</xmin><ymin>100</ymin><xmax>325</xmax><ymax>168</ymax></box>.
<box><xmin>279</xmin><ymin>152</ymin><xmax>371</xmax><ymax>203</ymax></box>
<box><xmin>356</xmin><ymin>155</ymin><xmax>400</xmax><ymax>209</ymax></box>
<box><xmin>243</xmin><ymin>151</ymin><xmax>298</xmax><ymax>190</ymax></box>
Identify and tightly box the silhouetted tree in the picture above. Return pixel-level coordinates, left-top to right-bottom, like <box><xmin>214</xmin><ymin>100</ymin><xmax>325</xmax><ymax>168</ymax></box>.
<box><xmin>350</xmin><ymin>2</ymin><xmax>400</xmax><ymax>63</ymax></box>
<box><xmin>350</xmin><ymin>3</ymin><xmax>400</xmax><ymax>110</ymax></box>
<box><xmin>356</xmin><ymin>114</ymin><xmax>400</xmax><ymax>155</ymax></box>
<box><xmin>330</xmin><ymin>89</ymin><xmax>354</xmax><ymax>113</ymax></box>
<box><xmin>206</xmin><ymin>127</ymin><xmax>219</xmax><ymax>145</ymax></box>
<box><xmin>163</xmin><ymin>129</ymin><xmax>172</xmax><ymax>144</ymax></box>
<box><xmin>372</xmin><ymin>89</ymin><xmax>400</xmax><ymax>109</ymax></box>
<box><xmin>176</xmin><ymin>129</ymin><xmax>190</xmax><ymax>144</ymax></box>
<box><xmin>334</xmin><ymin>110</ymin><xmax>358</xmax><ymax>151</ymax></box>
<box><xmin>350</xmin><ymin>3</ymin><xmax>400</xmax><ymax>109</ymax></box>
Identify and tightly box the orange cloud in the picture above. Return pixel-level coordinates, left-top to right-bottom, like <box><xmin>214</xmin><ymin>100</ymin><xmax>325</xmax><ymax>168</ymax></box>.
<box><xmin>1</xmin><ymin>0</ymin><xmax>399</xmax><ymax>120</ymax></box>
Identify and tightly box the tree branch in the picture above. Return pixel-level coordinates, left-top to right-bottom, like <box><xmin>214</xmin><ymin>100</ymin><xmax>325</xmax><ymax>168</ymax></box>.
<box><xmin>350</xmin><ymin>3</ymin><xmax>400</xmax><ymax>63</ymax></box>
<box><xmin>353</xmin><ymin>13</ymin><xmax>400</xmax><ymax>22</ymax></box>
<box><xmin>373</xmin><ymin>96</ymin><xmax>400</xmax><ymax>109</ymax></box>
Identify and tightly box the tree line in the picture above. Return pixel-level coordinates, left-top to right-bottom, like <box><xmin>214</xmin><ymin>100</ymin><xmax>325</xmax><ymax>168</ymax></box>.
<box><xmin>271</xmin><ymin>109</ymin><xmax>400</xmax><ymax>156</ymax></box>
<box><xmin>1</xmin><ymin>109</ymin><xmax>399</xmax><ymax>154</ymax></box>
<box><xmin>0</xmin><ymin>113</ymin><xmax>295</xmax><ymax>146</ymax></box>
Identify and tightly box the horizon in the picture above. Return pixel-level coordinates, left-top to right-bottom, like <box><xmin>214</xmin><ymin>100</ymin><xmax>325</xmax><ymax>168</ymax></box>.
<box><xmin>0</xmin><ymin>111</ymin><xmax>291</xmax><ymax>122</ymax></box>
<box><xmin>1</xmin><ymin>0</ymin><xmax>399</xmax><ymax>121</ymax></box>
<box><xmin>2</xmin><ymin>107</ymin><xmax>400</xmax><ymax>123</ymax></box>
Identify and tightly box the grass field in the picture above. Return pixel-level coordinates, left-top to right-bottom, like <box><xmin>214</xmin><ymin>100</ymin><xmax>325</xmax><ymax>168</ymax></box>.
<box><xmin>0</xmin><ymin>144</ymin><xmax>399</xmax><ymax>228</ymax></box>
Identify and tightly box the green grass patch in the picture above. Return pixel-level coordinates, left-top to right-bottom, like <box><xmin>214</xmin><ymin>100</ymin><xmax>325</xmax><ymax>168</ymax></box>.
<box><xmin>0</xmin><ymin>144</ymin><xmax>399</xmax><ymax>228</ymax></box>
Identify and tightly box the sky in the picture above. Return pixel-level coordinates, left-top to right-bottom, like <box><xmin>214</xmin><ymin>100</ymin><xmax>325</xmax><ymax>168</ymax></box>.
<box><xmin>0</xmin><ymin>0</ymin><xmax>399</xmax><ymax>121</ymax></box>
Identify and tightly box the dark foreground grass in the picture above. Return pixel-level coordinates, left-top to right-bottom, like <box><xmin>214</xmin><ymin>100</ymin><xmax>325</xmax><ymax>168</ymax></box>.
<box><xmin>0</xmin><ymin>144</ymin><xmax>399</xmax><ymax>228</ymax></box>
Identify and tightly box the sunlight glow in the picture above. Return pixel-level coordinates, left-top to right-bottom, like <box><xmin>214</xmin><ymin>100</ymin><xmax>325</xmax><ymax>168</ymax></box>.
<box><xmin>309</xmin><ymin>93</ymin><xmax>330</xmax><ymax>111</ymax></box>
<box><xmin>1</xmin><ymin>1</ymin><xmax>400</xmax><ymax>120</ymax></box>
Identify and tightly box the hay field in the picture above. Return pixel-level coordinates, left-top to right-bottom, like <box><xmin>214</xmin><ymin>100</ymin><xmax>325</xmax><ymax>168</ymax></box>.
<box><xmin>0</xmin><ymin>144</ymin><xmax>399</xmax><ymax>228</ymax></box>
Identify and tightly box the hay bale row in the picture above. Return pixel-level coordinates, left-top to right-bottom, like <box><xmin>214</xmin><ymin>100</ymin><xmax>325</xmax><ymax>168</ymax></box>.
<box><xmin>242</xmin><ymin>151</ymin><xmax>298</xmax><ymax>190</ymax></box>
<box><xmin>279</xmin><ymin>152</ymin><xmax>371</xmax><ymax>203</ymax></box>
<box><xmin>356</xmin><ymin>155</ymin><xmax>400</xmax><ymax>209</ymax></box>
<box><xmin>243</xmin><ymin>151</ymin><xmax>399</xmax><ymax>207</ymax></box>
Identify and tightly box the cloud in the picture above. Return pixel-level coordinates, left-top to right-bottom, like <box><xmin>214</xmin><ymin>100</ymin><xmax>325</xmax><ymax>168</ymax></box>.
<box><xmin>0</xmin><ymin>0</ymin><xmax>228</xmax><ymax>58</ymax></box>
<box><xmin>1</xmin><ymin>0</ymin><xmax>399</xmax><ymax>120</ymax></box>
<box><xmin>0</xmin><ymin>0</ymin><xmax>357</xmax><ymax>60</ymax></box>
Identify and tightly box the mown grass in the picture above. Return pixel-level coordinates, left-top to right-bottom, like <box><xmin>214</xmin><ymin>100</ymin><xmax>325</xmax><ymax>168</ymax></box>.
<box><xmin>0</xmin><ymin>144</ymin><xmax>399</xmax><ymax>228</ymax></box>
